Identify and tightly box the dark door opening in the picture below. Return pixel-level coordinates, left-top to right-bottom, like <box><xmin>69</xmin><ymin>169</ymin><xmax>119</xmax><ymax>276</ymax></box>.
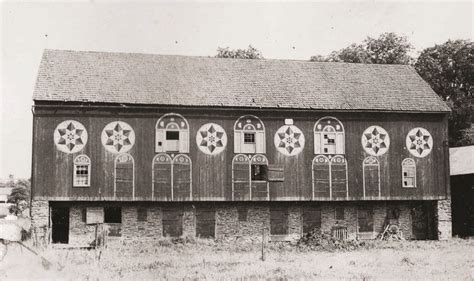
<box><xmin>51</xmin><ymin>207</ymin><xmax>69</xmax><ymax>244</ymax></box>
<box><xmin>451</xmin><ymin>175</ymin><xmax>474</xmax><ymax>237</ymax></box>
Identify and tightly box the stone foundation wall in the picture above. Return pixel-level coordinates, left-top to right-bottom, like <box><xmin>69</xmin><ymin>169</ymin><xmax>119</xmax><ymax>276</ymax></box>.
<box><xmin>31</xmin><ymin>199</ymin><xmax>49</xmax><ymax>228</ymax></box>
<box><xmin>437</xmin><ymin>199</ymin><xmax>452</xmax><ymax>240</ymax></box>
<box><xmin>35</xmin><ymin>200</ymin><xmax>450</xmax><ymax>244</ymax></box>
<box><xmin>30</xmin><ymin>199</ymin><xmax>50</xmax><ymax>242</ymax></box>
<box><xmin>69</xmin><ymin>206</ymin><xmax>96</xmax><ymax>245</ymax></box>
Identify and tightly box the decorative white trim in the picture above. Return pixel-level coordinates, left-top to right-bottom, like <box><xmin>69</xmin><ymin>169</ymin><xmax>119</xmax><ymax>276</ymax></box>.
<box><xmin>172</xmin><ymin>154</ymin><xmax>193</xmax><ymax>200</ymax></box>
<box><xmin>54</xmin><ymin>120</ymin><xmax>88</xmax><ymax>154</ymax></box>
<box><xmin>114</xmin><ymin>153</ymin><xmax>135</xmax><ymax>199</ymax></box>
<box><xmin>312</xmin><ymin>155</ymin><xmax>330</xmax><ymax>199</ymax></box>
<box><xmin>274</xmin><ymin>124</ymin><xmax>305</xmax><ymax>156</ymax></box>
<box><xmin>250</xmin><ymin>154</ymin><xmax>270</xmax><ymax>201</ymax></box>
<box><xmin>234</xmin><ymin>115</ymin><xmax>266</xmax><ymax>154</ymax></box>
<box><xmin>196</xmin><ymin>123</ymin><xmax>228</xmax><ymax>155</ymax></box>
<box><xmin>151</xmin><ymin>153</ymin><xmax>173</xmax><ymax>200</ymax></box>
<box><xmin>406</xmin><ymin>127</ymin><xmax>433</xmax><ymax>158</ymax></box>
<box><xmin>401</xmin><ymin>158</ymin><xmax>417</xmax><ymax>188</ymax></box>
<box><xmin>155</xmin><ymin>113</ymin><xmax>190</xmax><ymax>153</ymax></box>
<box><xmin>362</xmin><ymin>156</ymin><xmax>381</xmax><ymax>199</ymax></box>
<box><xmin>312</xmin><ymin>155</ymin><xmax>348</xmax><ymax>200</ymax></box>
<box><xmin>330</xmin><ymin>155</ymin><xmax>349</xmax><ymax>198</ymax></box>
<box><xmin>313</xmin><ymin>116</ymin><xmax>345</xmax><ymax>155</ymax></box>
<box><xmin>361</xmin><ymin>125</ymin><xmax>390</xmax><ymax>156</ymax></box>
<box><xmin>73</xmin><ymin>154</ymin><xmax>91</xmax><ymax>187</ymax></box>
<box><xmin>101</xmin><ymin>121</ymin><xmax>135</xmax><ymax>154</ymax></box>
<box><xmin>231</xmin><ymin>154</ymin><xmax>250</xmax><ymax>201</ymax></box>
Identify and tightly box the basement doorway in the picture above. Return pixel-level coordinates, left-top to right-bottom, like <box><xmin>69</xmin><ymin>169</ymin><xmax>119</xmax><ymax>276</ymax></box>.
<box><xmin>51</xmin><ymin>206</ymin><xmax>69</xmax><ymax>244</ymax></box>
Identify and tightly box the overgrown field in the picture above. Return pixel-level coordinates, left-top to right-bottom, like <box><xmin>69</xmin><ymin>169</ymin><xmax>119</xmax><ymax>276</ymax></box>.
<box><xmin>1</xmin><ymin>238</ymin><xmax>473</xmax><ymax>280</ymax></box>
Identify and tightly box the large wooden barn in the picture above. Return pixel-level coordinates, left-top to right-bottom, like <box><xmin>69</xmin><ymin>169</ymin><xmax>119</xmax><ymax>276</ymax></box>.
<box><xmin>31</xmin><ymin>49</ymin><xmax>452</xmax><ymax>244</ymax></box>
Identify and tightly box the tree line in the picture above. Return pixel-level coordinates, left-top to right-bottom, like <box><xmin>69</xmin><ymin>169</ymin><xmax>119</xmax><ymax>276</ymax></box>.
<box><xmin>216</xmin><ymin>33</ymin><xmax>473</xmax><ymax>147</ymax></box>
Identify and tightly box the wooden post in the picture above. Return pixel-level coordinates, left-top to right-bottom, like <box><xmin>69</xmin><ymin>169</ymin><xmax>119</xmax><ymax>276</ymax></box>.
<box><xmin>261</xmin><ymin>228</ymin><xmax>266</xmax><ymax>261</ymax></box>
<box><xmin>94</xmin><ymin>224</ymin><xmax>98</xmax><ymax>249</ymax></box>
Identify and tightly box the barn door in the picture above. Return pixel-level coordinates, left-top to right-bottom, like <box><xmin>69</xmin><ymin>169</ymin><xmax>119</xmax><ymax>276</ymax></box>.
<box><xmin>51</xmin><ymin>206</ymin><xmax>69</xmax><ymax>244</ymax></box>
<box><xmin>411</xmin><ymin>204</ymin><xmax>429</xmax><ymax>240</ymax></box>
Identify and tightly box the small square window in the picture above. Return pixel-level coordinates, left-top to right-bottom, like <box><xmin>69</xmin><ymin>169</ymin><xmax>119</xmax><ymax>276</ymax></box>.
<box><xmin>81</xmin><ymin>208</ymin><xmax>87</xmax><ymax>223</ymax></box>
<box><xmin>335</xmin><ymin>207</ymin><xmax>344</xmax><ymax>220</ymax></box>
<box><xmin>328</xmin><ymin>139</ymin><xmax>335</xmax><ymax>144</ymax></box>
<box><xmin>137</xmin><ymin>208</ymin><xmax>148</xmax><ymax>222</ymax></box>
<box><xmin>244</xmin><ymin>133</ymin><xmax>255</xmax><ymax>144</ymax></box>
<box><xmin>324</xmin><ymin>148</ymin><xmax>328</xmax><ymax>153</ymax></box>
<box><xmin>251</xmin><ymin>165</ymin><xmax>268</xmax><ymax>181</ymax></box>
<box><xmin>238</xmin><ymin>207</ymin><xmax>248</xmax><ymax>222</ymax></box>
<box><xmin>166</xmin><ymin>131</ymin><xmax>179</xmax><ymax>140</ymax></box>
<box><xmin>104</xmin><ymin>207</ymin><xmax>122</xmax><ymax>223</ymax></box>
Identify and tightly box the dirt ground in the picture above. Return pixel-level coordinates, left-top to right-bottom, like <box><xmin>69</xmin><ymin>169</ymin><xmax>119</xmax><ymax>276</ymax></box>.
<box><xmin>1</xmin><ymin>238</ymin><xmax>473</xmax><ymax>280</ymax></box>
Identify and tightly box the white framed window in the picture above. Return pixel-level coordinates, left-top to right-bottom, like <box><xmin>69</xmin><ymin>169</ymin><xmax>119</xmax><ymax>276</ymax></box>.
<box><xmin>402</xmin><ymin>158</ymin><xmax>416</xmax><ymax>188</ymax></box>
<box><xmin>314</xmin><ymin>117</ymin><xmax>345</xmax><ymax>155</ymax></box>
<box><xmin>234</xmin><ymin>115</ymin><xmax>265</xmax><ymax>154</ymax></box>
<box><xmin>73</xmin><ymin>155</ymin><xmax>91</xmax><ymax>187</ymax></box>
<box><xmin>156</xmin><ymin>113</ymin><xmax>189</xmax><ymax>153</ymax></box>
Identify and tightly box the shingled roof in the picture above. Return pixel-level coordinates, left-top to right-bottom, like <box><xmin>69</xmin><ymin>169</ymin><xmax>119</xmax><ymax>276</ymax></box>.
<box><xmin>33</xmin><ymin>49</ymin><xmax>450</xmax><ymax>112</ymax></box>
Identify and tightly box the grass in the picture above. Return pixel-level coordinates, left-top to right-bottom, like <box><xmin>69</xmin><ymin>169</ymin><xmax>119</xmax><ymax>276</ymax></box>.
<box><xmin>1</xmin><ymin>238</ymin><xmax>473</xmax><ymax>280</ymax></box>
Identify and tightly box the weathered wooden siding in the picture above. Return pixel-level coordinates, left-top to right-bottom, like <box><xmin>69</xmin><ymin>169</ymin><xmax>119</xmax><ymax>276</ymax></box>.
<box><xmin>32</xmin><ymin>106</ymin><xmax>449</xmax><ymax>201</ymax></box>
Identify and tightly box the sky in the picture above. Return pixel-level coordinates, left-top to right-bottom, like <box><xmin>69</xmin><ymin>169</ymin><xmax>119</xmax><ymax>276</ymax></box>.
<box><xmin>0</xmin><ymin>1</ymin><xmax>472</xmax><ymax>180</ymax></box>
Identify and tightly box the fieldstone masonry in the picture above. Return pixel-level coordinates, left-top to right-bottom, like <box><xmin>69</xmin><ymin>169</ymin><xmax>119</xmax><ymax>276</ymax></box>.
<box><xmin>436</xmin><ymin>199</ymin><xmax>452</xmax><ymax>240</ymax></box>
<box><xmin>34</xmin><ymin>200</ymin><xmax>452</xmax><ymax>244</ymax></box>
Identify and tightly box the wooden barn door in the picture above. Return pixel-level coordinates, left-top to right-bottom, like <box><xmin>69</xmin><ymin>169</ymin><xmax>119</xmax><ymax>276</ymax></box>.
<box><xmin>51</xmin><ymin>206</ymin><xmax>69</xmax><ymax>244</ymax></box>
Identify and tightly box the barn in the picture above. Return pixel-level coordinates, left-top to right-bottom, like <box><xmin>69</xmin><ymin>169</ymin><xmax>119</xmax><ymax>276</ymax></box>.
<box><xmin>30</xmin><ymin>49</ymin><xmax>452</xmax><ymax>245</ymax></box>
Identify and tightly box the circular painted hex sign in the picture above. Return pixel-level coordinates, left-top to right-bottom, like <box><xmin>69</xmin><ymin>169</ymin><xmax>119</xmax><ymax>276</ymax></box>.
<box><xmin>53</xmin><ymin>120</ymin><xmax>88</xmax><ymax>154</ymax></box>
<box><xmin>406</xmin><ymin>127</ymin><xmax>433</xmax><ymax>158</ymax></box>
<box><xmin>101</xmin><ymin>121</ymin><xmax>136</xmax><ymax>154</ymax></box>
<box><xmin>196</xmin><ymin>123</ymin><xmax>227</xmax><ymax>155</ymax></box>
<box><xmin>361</xmin><ymin>125</ymin><xmax>390</xmax><ymax>156</ymax></box>
<box><xmin>274</xmin><ymin>125</ymin><xmax>305</xmax><ymax>156</ymax></box>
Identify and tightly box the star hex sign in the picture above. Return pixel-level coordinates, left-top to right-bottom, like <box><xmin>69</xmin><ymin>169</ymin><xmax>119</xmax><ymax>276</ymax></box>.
<box><xmin>361</xmin><ymin>126</ymin><xmax>390</xmax><ymax>156</ymax></box>
<box><xmin>196</xmin><ymin>123</ymin><xmax>227</xmax><ymax>155</ymax></box>
<box><xmin>406</xmin><ymin>127</ymin><xmax>433</xmax><ymax>158</ymax></box>
<box><xmin>274</xmin><ymin>125</ymin><xmax>305</xmax><ymax>156</ymax></box>
<box><xmin>101</xmin><ymin>121</ymin><xmax>135</xmax><ymax>153</ymax></box>
<box><xmin>54</xmin><ymin>120</ymin><xmax>88</xmax><ymax>154</ymax></box>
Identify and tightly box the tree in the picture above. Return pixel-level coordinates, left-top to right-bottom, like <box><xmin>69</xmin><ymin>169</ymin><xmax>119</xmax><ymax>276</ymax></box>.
<box><xmin>310</xmin><ymin>32</ymin><xmax>413</xmax><ymax>64</ymax></box>
<box><xmin>7</xmin><ymin>178</ymin><xmax>31</xmax><ymax>216</ymax></box>
<box><xmin>216</xmin><ymin>45</ymin><xmax>263</xmax><ymax>59</ymax></box>
<box><xmin>415</xmin><ymin>40</ymin><xmax>473</xmax><ymax>146</ymax></box>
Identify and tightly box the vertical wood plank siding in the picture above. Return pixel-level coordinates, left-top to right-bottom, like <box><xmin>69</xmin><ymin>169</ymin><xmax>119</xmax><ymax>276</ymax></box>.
<box><xmin>32</xmin><ymin>108</ymin><xmax>449</xmax><ymax>201</ymax></box>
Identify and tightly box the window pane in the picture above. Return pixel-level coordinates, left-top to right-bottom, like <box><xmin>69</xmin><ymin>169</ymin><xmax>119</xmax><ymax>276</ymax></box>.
<box><xmin>251</xmin><ymin>165</ymin><xmax>268</xmax><ymax>181</ymax></box>
<box><xmin>104</xmin><ymin>207</ymin><xmax>122</xmax><ymax>223</ymax></box>
<box><xmin>335</xmin><ymin>207</ymin><xmax>344</xmax><ymax>220</ymax></box>
<box><xmin>244</xmin><ymin>133</ymin><xmax>255</xmax><ymax>144</ymax></box>
<box><xmin>166</xmin><ymin>131</ymin><xmax>180</xmax><ymax>140</ymax></box>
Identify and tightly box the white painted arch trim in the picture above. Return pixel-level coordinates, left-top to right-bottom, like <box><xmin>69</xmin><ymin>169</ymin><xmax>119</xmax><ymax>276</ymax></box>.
<box><xmin>362</xmin><ymin>156</ymin><xmax>381</xmax><ymax>199</ymax></box>
<box><xmin>311</xmin><ymin>155</ymin><xmax>349</xmax><ymax>200</ymax></box>
<box><xmin>114</xmin><ymin>153</ymin><xmax>135</xmax><ymax>200</ymax></box>
<box><xmin>73</xmin><ymin>154</ymin><xmax>91</xmax><ymax>187</ymax></box>
<box><xmin>151</xmin><ymin>153</ymin><xmax>192</xmax><ymax>200</ymax></box>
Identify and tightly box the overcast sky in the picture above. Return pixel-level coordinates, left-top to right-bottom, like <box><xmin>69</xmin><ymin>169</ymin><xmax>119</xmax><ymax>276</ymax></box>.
<box><xmin>0</xmin><ymin>1</ymin><xmax>472</xmax><ymax>180</ymax></box>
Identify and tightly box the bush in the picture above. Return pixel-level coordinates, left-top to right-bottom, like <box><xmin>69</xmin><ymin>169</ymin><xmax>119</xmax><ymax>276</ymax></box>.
<box><xmin>297</xmin><ymin>230</ymin><xmax>365</xmax><ymax>252</ymax></box>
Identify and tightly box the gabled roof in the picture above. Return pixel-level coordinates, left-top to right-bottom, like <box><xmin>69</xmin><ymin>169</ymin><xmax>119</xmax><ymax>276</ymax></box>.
<box><xmin>32</xmin><ymin>49</ymin><xmax>450</xmax><ymax>112</ymax></box>
<box><xmin>450</xmin><ymin>145</ymin><xmax>474</xmax><ymax>176</ymax></box>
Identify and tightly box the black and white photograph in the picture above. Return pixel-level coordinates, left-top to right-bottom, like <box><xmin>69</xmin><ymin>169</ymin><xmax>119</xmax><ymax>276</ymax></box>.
<box><xmin>0</xmin><ymin>0</ymin><xmax>473</xmax><ymax>279</ymax></box>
